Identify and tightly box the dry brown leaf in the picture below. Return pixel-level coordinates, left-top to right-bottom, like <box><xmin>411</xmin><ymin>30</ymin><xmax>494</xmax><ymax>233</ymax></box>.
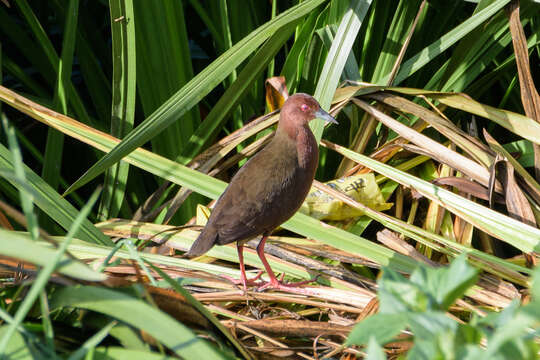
<box><xmin>265</xmin><ymin>76</ymin><xmax>289</xmax><ymax>112</ymax></box>
<box><xmin>352</xmin><ymin>98</ymin><xmax>497</xmax><ymax>190</ymax></box>
<box><xmin>506</xmin><ymin>0</ymin><xmax>540</xmax><ymax>179</ymax></box>
<box><xmin>498</xmin><ymin>161</ymin><xmax>537</xmax><ymax>227</ymax></box>
<box><xmin>376</xmin><ymin>229</ymin><xmax>436</xmax><ymax>266</ymax></box>
<box><xmin>432</xmin><ymin>177</ymin><xmax>505</xmax><ymax>203</ymax></box>
<box><xmin>239</xmin><ymin>319</ymin><xmax>351</xmax><ymax>338</ymax></box>
<box><xmin>369</xmin><ymin>92</ymin><xmax>493</xmax><ymax>167</ymax></box>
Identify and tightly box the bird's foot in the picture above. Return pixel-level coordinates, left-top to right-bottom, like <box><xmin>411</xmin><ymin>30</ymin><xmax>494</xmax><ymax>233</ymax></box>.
<box><xmin>220</xmin><ymin>271</ymin><xmax>264</xmax><ymax>292</ymax></box>
<box><xmin>256</xmin><ymin>274</ymin><xmax>319</xmax><ymax>293</ymax></box>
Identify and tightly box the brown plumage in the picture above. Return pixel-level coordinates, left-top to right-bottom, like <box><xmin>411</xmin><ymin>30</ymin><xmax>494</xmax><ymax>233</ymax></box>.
<box><xmin>187</xmin><ymin>93</ymin><xmax>337</xmax><ymax>291</ymax></box>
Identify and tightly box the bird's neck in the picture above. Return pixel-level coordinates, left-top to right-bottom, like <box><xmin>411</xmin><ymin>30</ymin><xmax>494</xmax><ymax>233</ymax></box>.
<box><xmin>275</xmin><ymin>125</ymin><xmax>318</xmax><ymax>170</ymax></box>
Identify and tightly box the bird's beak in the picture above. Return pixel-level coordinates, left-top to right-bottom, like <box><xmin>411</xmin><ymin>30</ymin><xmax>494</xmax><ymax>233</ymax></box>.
<box><xmin>315</xmin><ymin>108</ymin><xmax>338</xmax><ymax>124</ymax></box>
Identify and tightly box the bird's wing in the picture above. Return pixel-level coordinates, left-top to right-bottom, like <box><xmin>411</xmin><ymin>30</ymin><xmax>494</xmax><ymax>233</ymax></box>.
<box><xmin>211</xmin><ymin>147</ymin><xmax>298</xmax><ymax>244</ymax></box>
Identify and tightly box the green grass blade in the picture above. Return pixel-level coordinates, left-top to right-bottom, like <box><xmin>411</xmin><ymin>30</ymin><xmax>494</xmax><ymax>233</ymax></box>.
<box><xmin>1</xmin><ymin>115</ymin><xmax>39</xmax><ymax>240</ymax></box>
<box><xmin>67</xmin><ymin>321</ymin><xmax>117</xmax><ymax>360</ymax></box>
<box><xmin>93</xmin><ymin>348</ymin><xmax>177</xmax><ymax>360</ymax></box>
<box><xmin>327</xmin><ymin>142</ymin><xmax>540</xmax><ymax>253</ymax></box>
<box><xmin>10</xmin><ymin>0</ymin><xmax>91</xmax><ymax>125</ymax></box>
<box><xmin>42</xmin><ymin>0</ymin><xmax>79</xmax><ymax>194</ymax></box>
<box><xmin>147</xmin><ymin>263</ymin><xmax>253</xmax><ymax>360</ymax></box>
<box><xmin>312</xmin><ymin>0</ymin><xmax>371</xmax><ymax>140</ymax></box>
<box><xmin>99</xmin><ymin>0</ymin><xmax>136</xmax><ymax>220</ymax></box>
<box><xmin>387</xmin><ymin>0</ymin><xmax>511</xmax><ymax>85</ymax></box>
<box><xmin>370</xmin><ymin>0</ymin><xmax>423</xmax><ymax>83</ymax></box>
<box><xmin>178</xmin><ymin>22</ymin><xmax>297</xmax><ymax>164</ymax></box>
<box><xmin>0</xmin><ymin>325</ymin><xmax>34</xmax><ymax>360</ymax></box>
<box><xmin>133</xmin><ymin>1</ymin><xmax>199</xmax><ymax>161</ymax></box>
<box><xmin>0</xmin><ymin>85</ymin><xmax>418</xmax><ymax>274</ymax></box>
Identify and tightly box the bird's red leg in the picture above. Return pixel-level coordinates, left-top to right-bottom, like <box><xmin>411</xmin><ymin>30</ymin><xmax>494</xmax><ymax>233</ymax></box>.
<box><xmin>220</xmin><ymin>243</ymin><xmax>263</xmax><ymax>292</ymax></box>
<box><xmin>256</xmin><ymin>235</ymin><xmax>317</xmax><ymax>292</ymax></box>
<box><xmin>255</xmin><ymin>236</ymin><xmax>281</xmax><ymax>289</ymax></box>
<box><xmin>236</xmin><ymin>243</ymin><xmax>249</xmax><ymax>293</ymax></box>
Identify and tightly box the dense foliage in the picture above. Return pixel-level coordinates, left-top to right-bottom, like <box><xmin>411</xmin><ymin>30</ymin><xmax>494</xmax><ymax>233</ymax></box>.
<box><xmin>0</xmin><ymin>0</ymin><xmax>539</xmax><ymax>358</ymax></box>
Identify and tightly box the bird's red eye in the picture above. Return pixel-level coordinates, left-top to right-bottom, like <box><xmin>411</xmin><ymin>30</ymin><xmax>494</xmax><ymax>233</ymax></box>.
<box><xmin>300</xmin><ymin>104</ymin><xmax>309</xmax><ymax>112</ymax></box>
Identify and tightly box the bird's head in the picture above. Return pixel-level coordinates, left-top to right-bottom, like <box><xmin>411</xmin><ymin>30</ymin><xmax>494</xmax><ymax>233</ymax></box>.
<box><xmin>278</xmin><ymin>94</ymin><xmax>337</xmax><ymax>137</ymax></box>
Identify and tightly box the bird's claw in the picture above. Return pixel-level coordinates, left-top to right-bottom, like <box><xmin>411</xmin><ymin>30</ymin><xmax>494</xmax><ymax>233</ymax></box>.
<box><xmin>255</xmin><ymin>274</ymin><xmax>320</xmax><ymax>293</ymax></box>
<box><xmin>220</xmin><ymin>271</ymin><xmax>265</xmax><ymax>293</ymax></box>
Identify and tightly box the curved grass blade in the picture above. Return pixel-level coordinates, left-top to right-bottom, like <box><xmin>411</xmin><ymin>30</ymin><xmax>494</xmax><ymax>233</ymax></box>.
<box><xmin>50</xmin><ymin>286</ymin><xmax>228</xmax><ymax>359</ymax></box>
<box><xmin>93</xmin><ymin>347</ymin><xmax>177</xmax><ymax>360</ymax></box>
<box><xmin>67</xmin><ymin>321</ymin><xmax>117</xmax><ymax>360</ymax></box>
<box><xmin>147</xmin><ymin>263</ymin><xmax>254</xmax><ymax>360</ymax></box>
<box><xmin>1</xmin><ymin>115</ymin><xmax>39</xmax><ymax>240</ymax></box>
<box><xmin>0</xmin><ymin>230</ymin><xmax>106</xmax><ymax>282</ymax></box>
<box><xmin>178</xmin><ymin>21</ymin><xmax>297</xmax><ymax>164</ymax></box>
<box><xmin>41</xmin><ymin>0</ymin><xmax>79</xmax><ymax>195</ymax></box>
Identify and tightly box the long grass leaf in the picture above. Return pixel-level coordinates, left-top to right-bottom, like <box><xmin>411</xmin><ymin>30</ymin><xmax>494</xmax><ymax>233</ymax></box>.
<box><xmin>67</xmin><ymin>321</ymin><xmax>117</xmax><ymax>360</ymax></box>
<box><xmin>50</xmin><ymin>286</ymin><xmax>228</xmax><ymax>359</ymax></box>
<box><xmin>178</xmin><ymin>22</ymin><xmax>297</xmax><ymax>164</ymax></box>
<box><xmin>324</xmin><ymin>141</ymin><xmax>540</xmax><ymax>253</ymax></box>
<box><xmin>1</xmin><ymin>115</ymin><xmax>39</xmax><ymax>240</ymax></box>
<box><xmin>41</xmin><ymin>0</ymin><xmax>79</xmax><ymax>194</ymax></box>
<box><xmin>312</xmin><ymin>0</ymin><xmax>371</xmax><ymax>140</ymax></box>
<box><xmin>148</xmin><ymin>263</ymin><xmax>254</xmax><ymax>360</ymax></box>
<box><xmin>99</xmin><ymin>0</ymin><xmax>136</xmax><ymax>220</ymax></box>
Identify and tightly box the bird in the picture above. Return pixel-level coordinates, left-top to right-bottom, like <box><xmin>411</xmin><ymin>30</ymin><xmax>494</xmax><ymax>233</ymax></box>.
<box><xmin>186</xmin><ymin>93</ymin><xmax>337</xmax><ymax>292</ymax></box>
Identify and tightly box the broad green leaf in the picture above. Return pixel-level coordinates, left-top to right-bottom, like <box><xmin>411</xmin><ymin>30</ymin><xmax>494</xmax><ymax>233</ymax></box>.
<box><xmin>0</xmin><ymin>230</ymin><xmax>106</xmax><ymax>281</ymax></box>
<box><xmin>407</xmin><ymin>311</ymin><xmax>458</xmax><ymax>360</ymax></box>
<box><xmin>366</xmin><ymin>337</ymin><xmax>386</xmax><ymax>360</ymax></box>
<box><xmin>410</xmin><ymin>255</ymin><xmax>479</xmax><ymax>310</ymax></box>
<box><xmin>378</xmin><ymin>268</ymin><xmax>429</xmax><ymax>313</ymax></box>
<box><xmin>93</xmin><ymin>347</ymin><xmax>176</xmax><ymax>360</ymax></box>
<box><xmin>346</xmin><ymin>313</ymin><xmax>408</xmax><ymax>346</ymax></box>
<box><xmin>50</xmin><ymin>286</ymin><xmax>227</xmax><ymax>359</ymax></box>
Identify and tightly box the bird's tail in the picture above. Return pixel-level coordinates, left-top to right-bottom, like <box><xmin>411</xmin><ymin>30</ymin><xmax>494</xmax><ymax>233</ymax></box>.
<box><xmin>185</xmin><ymin>225</ymin><xmax>218</xmax><ymax>257</ymax></box>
